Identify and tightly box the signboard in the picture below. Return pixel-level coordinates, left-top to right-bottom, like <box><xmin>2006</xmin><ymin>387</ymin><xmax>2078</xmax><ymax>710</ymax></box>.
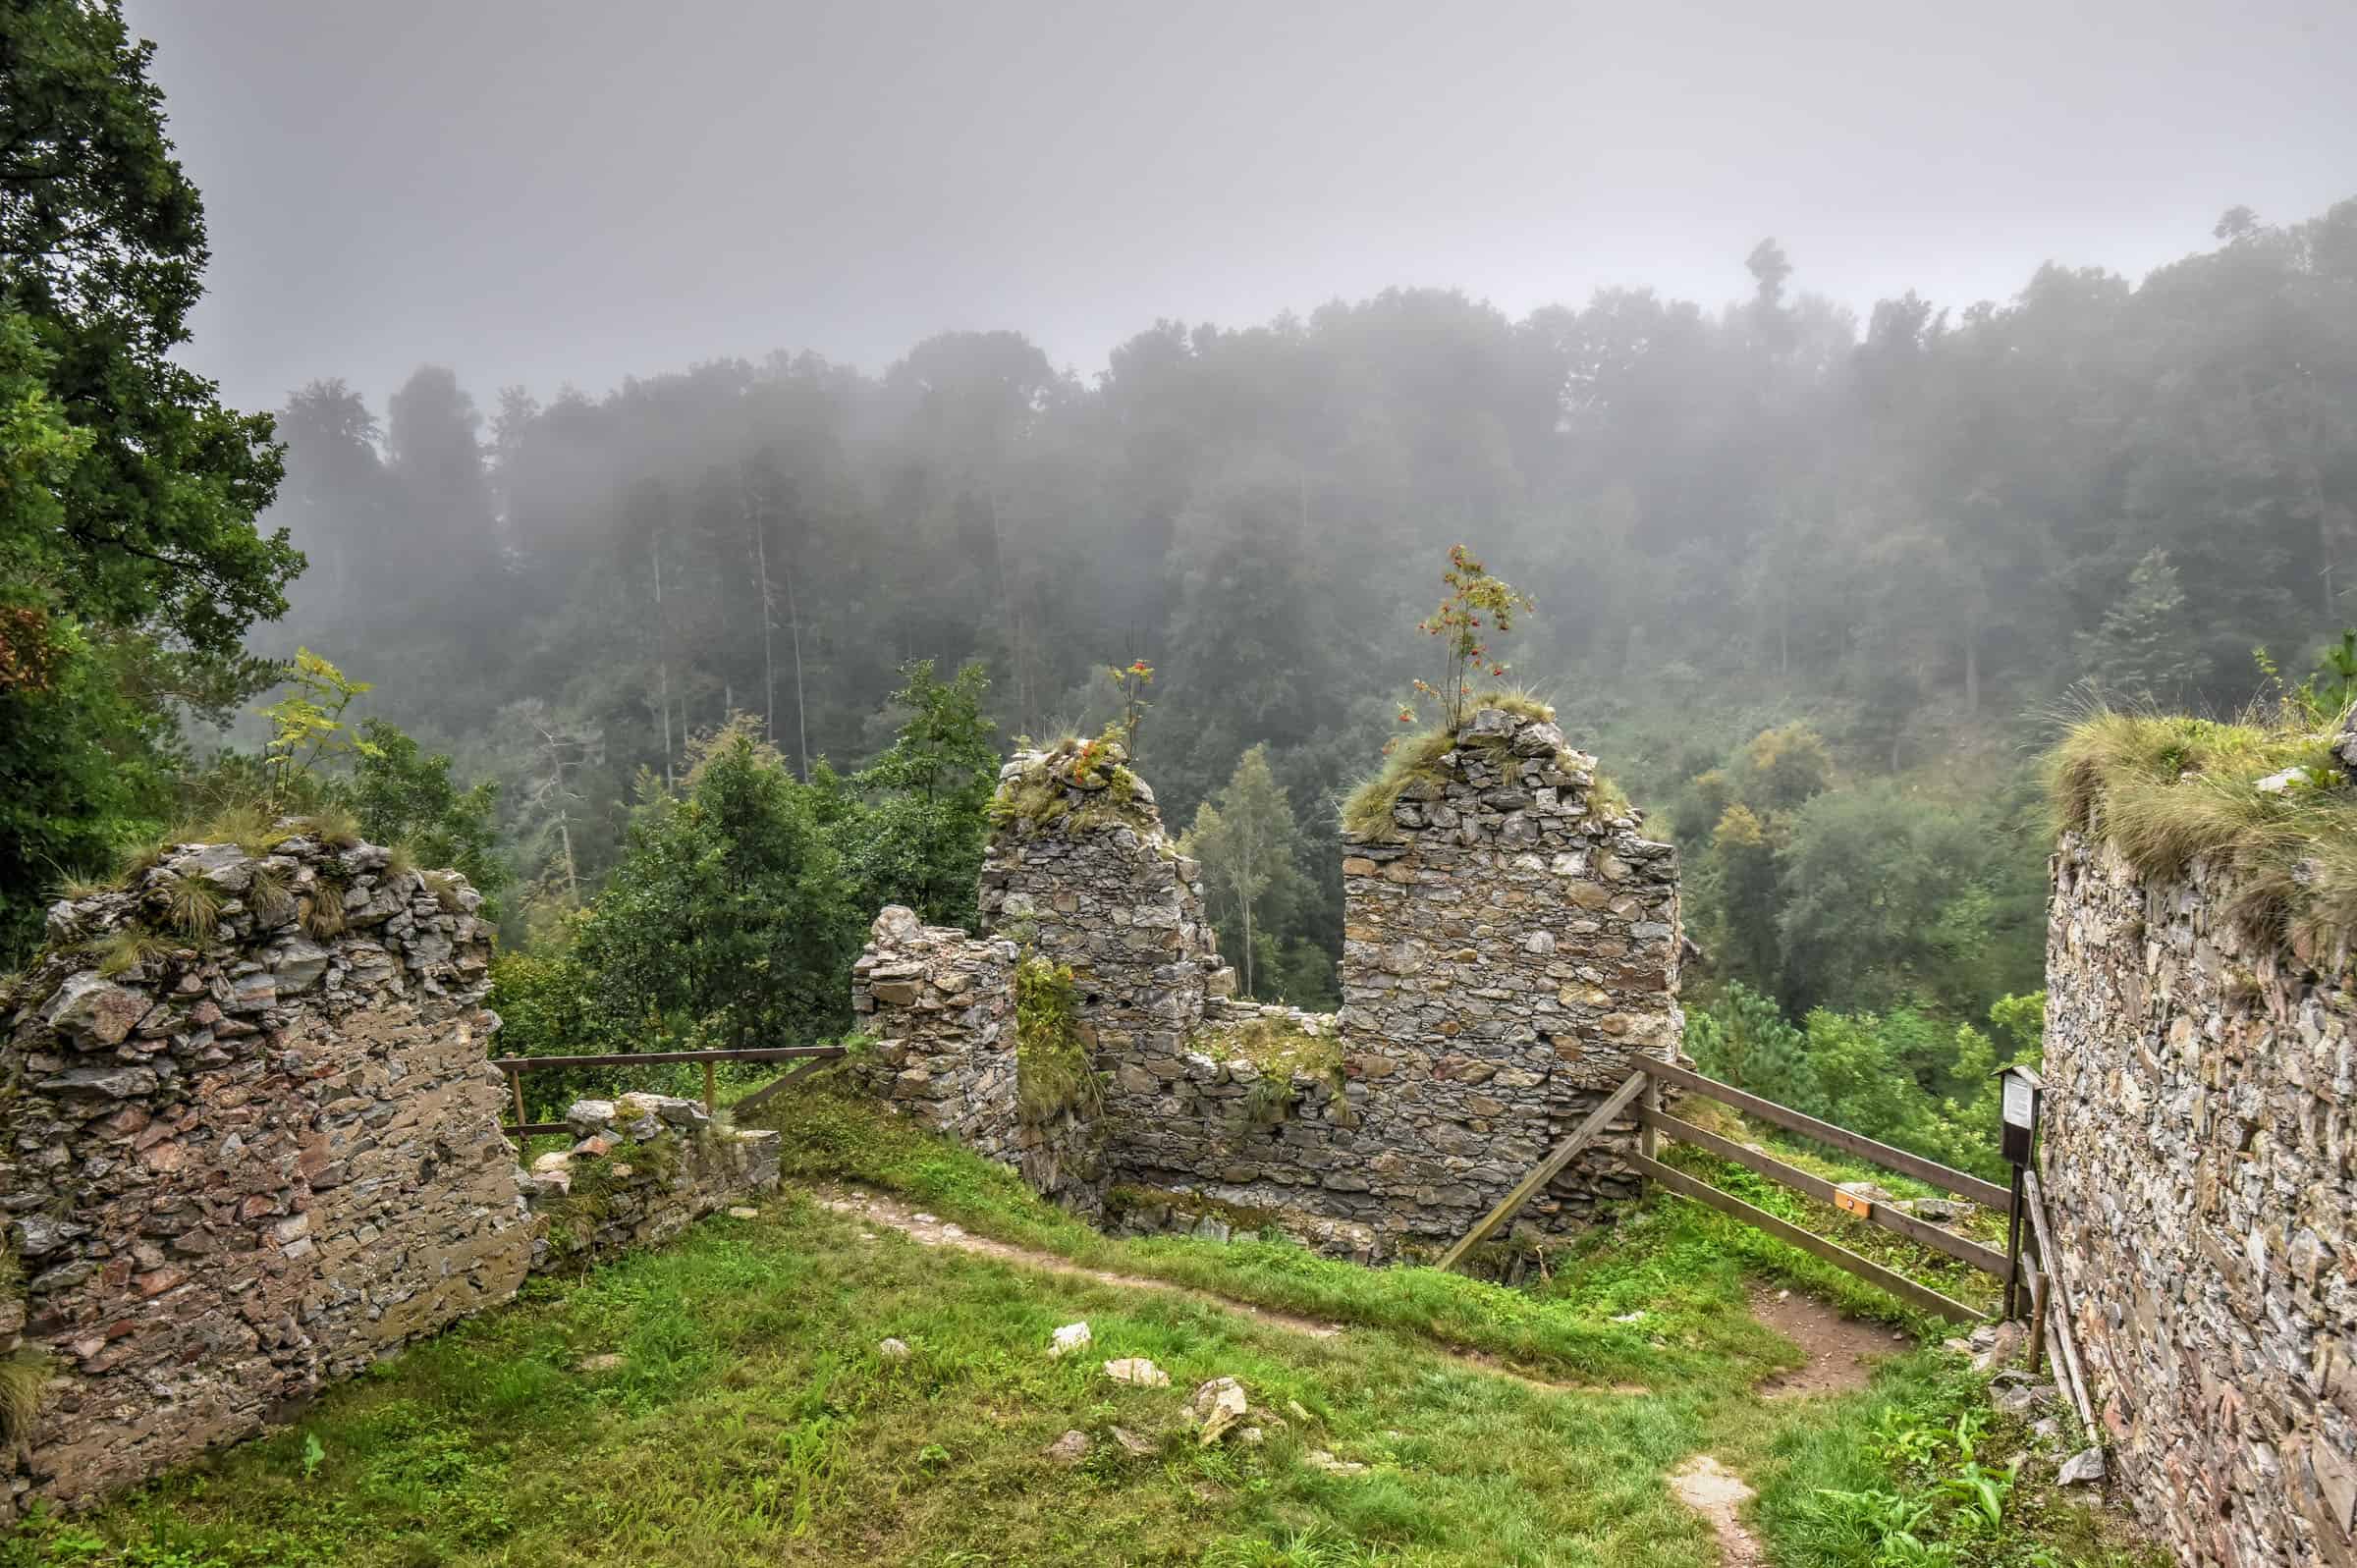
<box><xmin>2002</xmin><ymin>1077</ymin><xmax>2035</xmax><ymax>1130</ymax></box>
<box><xmin>1998</xmin><ymin>1068</ymin><xmax>2041</xmax><ymax>1166</ymax></box>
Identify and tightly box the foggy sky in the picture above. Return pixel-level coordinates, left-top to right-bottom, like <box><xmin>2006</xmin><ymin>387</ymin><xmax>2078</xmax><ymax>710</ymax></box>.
<box><xmin>129</xmin><ymin>0</ymin><xmax>2357</xmax><ymax>416</ymax></box>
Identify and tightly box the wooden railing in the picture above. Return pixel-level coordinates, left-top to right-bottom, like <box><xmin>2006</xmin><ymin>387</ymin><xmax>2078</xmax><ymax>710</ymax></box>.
<box><xmin>1438</xmin><ymin>1056</ymin><xmax>2014</xmax><ymax>1324</ymax></box>
<box><xmin>492</xmin><ymin>1045</ymin><xmax>847</xmax><ymax>1136</ymax></box>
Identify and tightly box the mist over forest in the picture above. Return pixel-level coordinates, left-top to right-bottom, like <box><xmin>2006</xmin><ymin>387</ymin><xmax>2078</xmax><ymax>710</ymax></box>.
<box><xmin>7</xmin><ymin>0</ymin><xmax>2356</xmax><ymax>1199</ymax></box>
<box><xmin>243</xmin><ymin>200</ymin><xmax>2357</xmax><ymax>1027</ymax></box>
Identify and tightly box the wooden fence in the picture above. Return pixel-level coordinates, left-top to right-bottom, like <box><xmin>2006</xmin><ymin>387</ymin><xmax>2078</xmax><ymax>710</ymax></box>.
<box><xmin>1439</xmin><ymin>1056</ymin><xmax>2015</xmax><ymax>1325</ymax></box>
<box><xmin>492</xmin><ymin>1045</ymin><xmax>848</xmax><ymax>1136</ymax></box>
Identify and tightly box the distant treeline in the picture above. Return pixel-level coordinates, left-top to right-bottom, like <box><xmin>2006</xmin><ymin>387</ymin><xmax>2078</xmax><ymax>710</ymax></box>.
<box><xmin>252</xmin><ymin>198</ymin><xmax>2355</xmax><ymax>1021</ymax></box>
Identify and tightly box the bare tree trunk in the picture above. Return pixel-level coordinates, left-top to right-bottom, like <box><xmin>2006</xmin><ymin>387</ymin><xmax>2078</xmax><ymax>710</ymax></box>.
<box><xmin>1964</xmin><ymin>628</ymin><xmax>1980</xmax><ymax>717</ymax></box>
<box><xmin>754</xmin><ymin>516</ymin><xmax>776</xmax><ymax>746</ymax></box>
<box><xmin>784</xmin><ymin>544</ymin><xmax>809</xmax><ymax>781</ymax></box>
<box><xmin>652</xmin><ymin>532</ymin><xmax>674</xmax><ymax>789</ymax></box>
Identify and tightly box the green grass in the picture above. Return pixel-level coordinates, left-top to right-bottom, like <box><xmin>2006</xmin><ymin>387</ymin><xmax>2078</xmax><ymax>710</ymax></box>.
<box><xmin>755</xmin><ymin>1079</ymin><xmax>1989</xmax><ymax>1383</ymax></box>
<box><xmin>2048</xmin><ymin>703</ymin><xmax>2357</xmax><ymax>955</ymax></box>
<box><xmin>13</xmin><ymin>1080</ymin><xmax>2161</xmax><ymax>1567</ymax></box>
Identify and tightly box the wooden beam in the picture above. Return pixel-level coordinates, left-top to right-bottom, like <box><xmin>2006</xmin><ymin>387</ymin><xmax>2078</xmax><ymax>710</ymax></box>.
<box><xmin>1642</xmin><ymin>1108</ymin><xmax>2010</xmax><ymax>1277</ymax></box>
<box><xmin>1436</xmin><ymin>1072</ymin><xmax>1648</xmax><ymax>1271</ymax></box>
<box><xmin>2022</xmin><ymin>1169</ymin><xmax>2098</xmax><ymax>1431</ymax></box>
<box><xmin>1637</xmin><ymin>1058</ymin><xmax>2013</xmax><ymax>1210</ymax></box>
<box><xmin>489</xmin><ymin>1046</ymin><xmax>844</xmax><ymax>1072</ymax></box>
<box><xmin>1630</xmin><ymin>1155</ymin><xmax>1988</xmax><ymax>1325</ymax></box>
<box><xmin>728</xmin><ymin>1056</ymin><xmax>838</xmax><ymax>1115</ymax></box>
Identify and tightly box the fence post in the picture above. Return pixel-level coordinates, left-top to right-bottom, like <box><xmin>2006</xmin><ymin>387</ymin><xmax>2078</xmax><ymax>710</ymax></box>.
<box><xmin>508</xmin><ymin>1066</ymin><xmax>527</xmax><ymax>1131</ymax></box>
<box><xmin>702</xmin><ymin>1057</ymin><xmax>718</xmax><ymax>1116</ymax></box>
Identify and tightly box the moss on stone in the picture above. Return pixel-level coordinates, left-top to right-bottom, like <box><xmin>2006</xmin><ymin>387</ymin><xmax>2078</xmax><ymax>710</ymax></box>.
<box><xmin>2047</xmin><ymin>706</ymin><xmax>2357</xmax><ymax>959</ymax></box>
<box><xmin>1340</xmin><ymin>697</ymin><xmax>1589</xmax><ymax>843</ymax></box>
<box><xmin>989</xmin><ymin>736</ymin><xmax>1159</xmax><ymax>837</ymax></box>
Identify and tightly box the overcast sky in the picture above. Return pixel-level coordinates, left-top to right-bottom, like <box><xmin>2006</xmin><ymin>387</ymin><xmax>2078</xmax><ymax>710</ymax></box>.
<box><xmin>128</xmin><ymin>0</ymin><xmax>2357</xmax><ymax>417</ymax></box>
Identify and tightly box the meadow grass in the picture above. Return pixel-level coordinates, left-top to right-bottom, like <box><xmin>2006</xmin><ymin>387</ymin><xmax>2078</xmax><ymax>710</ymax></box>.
<box><xmin>11</xmin><ymin>1085</ymin><xmax>2163</xmax><ymax>1567</ymax></box>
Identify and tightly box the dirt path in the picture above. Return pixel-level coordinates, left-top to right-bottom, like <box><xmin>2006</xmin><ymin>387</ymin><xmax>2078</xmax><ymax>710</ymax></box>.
<box><xmin>809</xmin><ymin>1184</ymin><xmax>1644</xmax><ymax>1398</ymax></box>
<box><xmin>1748</xmin><ymin>1285</ymin><xmax>1907</xmax><ymax>1398</ymax></box>
<box><xmin>1670</xmin><ymin>1454</ymin><xmax>1765</xmax><ymax>1566</ymax></box>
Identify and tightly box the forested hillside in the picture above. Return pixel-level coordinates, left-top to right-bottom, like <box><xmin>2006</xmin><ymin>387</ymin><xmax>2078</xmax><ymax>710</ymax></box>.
<box><xmin>239</xmin><ymin>204</ymin><xmax>2357</xmax><ymax>1030</ymax></box>
<box><xmin>7</xmin><ymin>0</ymin><xmax>2352</xmax><ymax>1152</ymax></box>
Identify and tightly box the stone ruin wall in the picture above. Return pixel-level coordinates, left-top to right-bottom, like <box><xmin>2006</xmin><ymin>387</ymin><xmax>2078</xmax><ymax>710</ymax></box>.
<box><xmin>2045</xmin><ymin>828</ymin><xmax>2357</xmax><ymax>1568</ymax></box>
<box><xmin>852</xmin><ymin>708</ymin><xmax>1683</xmax><ymax>1262</ymax></box>
<box><xmin>1332</xmin><ymin>708</ymin><xmax>1681</xmax><ymax>1249</ymax></box>
<box><xmin>1</xmin><ymin>834</ymin><xmax>777</xmax><ymax>1518</ymax></box>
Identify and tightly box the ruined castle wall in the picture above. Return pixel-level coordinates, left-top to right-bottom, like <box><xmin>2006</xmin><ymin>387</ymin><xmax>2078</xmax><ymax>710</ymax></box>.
<box><xmin>1331</xmin><ymin>710</ymin><xmax>1682</xmax><ymax>1252</ymax></box>
<box><xmin>517</xmin><ymin>1092</ymin><xmax>781</xmax><ymax>1269</ymax></box>
<box><xmin>850</xmin><ymin>711</ymin><xmax>1683</xmax><ymax>1261</ymax></box>
<box><xmin>2</xmin><ymin>837</ymin><xmax>530</xmax><ymax>1514</ymax></box>
<box><xmin>851</xmin><ymin>905</ymin><xmax>1104</xmax><ymax>1211</ymax></box>
<box><xmin>2045</xmin><ymin>829</ymin><xmax>2357</xmax><ymax>1568</ymax></box>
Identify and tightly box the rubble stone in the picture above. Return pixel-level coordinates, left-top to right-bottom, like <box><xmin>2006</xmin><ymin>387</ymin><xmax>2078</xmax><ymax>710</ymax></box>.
<box><xmin>2045</xmin><ymin>828</ymin><xmax>2357</xmax><ymax>1565</ymax></box>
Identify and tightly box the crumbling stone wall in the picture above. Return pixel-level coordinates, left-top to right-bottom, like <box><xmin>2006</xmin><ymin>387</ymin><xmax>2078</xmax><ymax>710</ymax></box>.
<box><xmin>851</xmin><ymin>905</ymin><xmax>1103</xmax><ymax>1210</ymax></box>
<box><xmin>852</xmin><ymin>708</ymin><xmax>1683</xmax><ymax>1261</ymax></box>
<box><xmin>977</xmin><ymin>747</ymin><xmax>1233</xmax><ymax>1046</ymax></box>
<box><xmin>1326</xmin><ymin>709</ymin><xmax>1681</xmax><ymax>1251</ymax></box>
<box><xmin>1</xmin><ymin>835</ymin><xmax>529</xmax><ymax>1515</ymax></box>
<box><xmin>517</xmin><ymin>1092</ymin><xmax>781</xmax><ymax>1268</ymax></box>
<box><xmin>2045</xmin><ymin>828</ymin><xmax>2357</xmax><ymax>1567</ymax></box>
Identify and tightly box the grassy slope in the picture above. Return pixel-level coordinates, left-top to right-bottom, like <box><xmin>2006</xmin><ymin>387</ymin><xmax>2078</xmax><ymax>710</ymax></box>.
<box><xmin>12</xmin><ymin>1087</ymin><xmax>2163</xmax><ymax>1568</ymax></box>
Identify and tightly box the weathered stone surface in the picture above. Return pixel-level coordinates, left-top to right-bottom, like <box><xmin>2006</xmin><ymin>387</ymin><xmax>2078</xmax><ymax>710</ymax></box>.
<box><xmin>2045</xmin><ymin>829</ymin><xmax>2357</xmax><ymax>1566</ymax></box>
<box><xmin>1</xmin><ymin>833</ymin><xmax>525</xmax><ymax>1519</ymax></box>
<box><xmin>852</xmin><ymin>709</ymin><xmax>1681</xmax><ymax>1267</ymax></box>
<box><xmin>521</xmin><ymin>1097</ymin><xmax>781</xmax><ymax>1269</ymax></box>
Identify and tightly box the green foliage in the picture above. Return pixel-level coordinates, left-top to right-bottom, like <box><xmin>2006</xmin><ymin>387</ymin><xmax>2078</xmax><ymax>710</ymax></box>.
<box><xmin>2047</xmin><ymin>703</ymin><xmax>2357</xmax><ymax>958</ymax></box>
<box><xmin>1106</xmin><ymin>658</ymin><xmax>1154</xmax><ymax>758</ymax></box>
<box><xmin>1687</xmin><ymin>986</ymin><xmax>2019</xmax><ymax>1180</ymax></box>
<box><xmin>1183</xmin><ymin>744</ymin><xmax>1317</xmax><ymax>999</ymax></box>
<box><xmin>259</xmin><ymin>648</ymin><xmax>381</xmax><ymax>805</ymax></box>
<box><xmin>348</xmin><ymin>717</ymin><xmax>506</xmax><ymax>913</ymax></box>
<box><xmin>1401</xmin><ymin>544</ymin><xmax>1534</xmax><ymax>732</ymax></box>
<box><xmin>0</xmin><ymin>1</ymin><xmax>293</xmax><ymax>961</ymax></box>
<box><xmin>492</xmin><ymin>717</ymin><xmax>857</xmax><ymax>1064</ymax></box>
<box><xmin>834</xmin><ymin>658</ymin><xmax>999</xmax><ymax>927</ymax></box>
<box><xmin>1014</xmin><ymin>954</ymin><xmax>1099</xmax><ymax>1123</ymax></box>
<box><xmin>2074</xmin><ymin>549</ymin><xmax>2203</xmax><ymax>704</ymax></box>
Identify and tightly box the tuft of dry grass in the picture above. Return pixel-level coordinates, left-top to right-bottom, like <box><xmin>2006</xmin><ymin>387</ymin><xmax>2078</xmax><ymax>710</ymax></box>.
<box><xmin>93</xmin><ymin>926</ymin><xmax>171</xmax><ymax>979</ymax></box>
<box><xmin>301</xmin><ymin>882</ymin><xmax>348</xmax><ymax>941</ymax></box>
<box><xmin>1339</xmin><ymin>727</ymin><xmax>1458</xmax><ymax>842</ymax></box>
<box><xmin>300</xmin><ymin>803</ymin><xmax>364</xmax><ymax>849</ymax></box>
<box><xmin>164</xmin><ymin>876</ymin><xmax>222</xmax><ymax>943</ymax></box>
<box><xmin>0</xmin><ymin>1346</ymin><xmax>50</xmax><ymax>1458</ymax></box>
<box><xmin>2048</xmin><ymin>702</ymin><xmax>2357</xmax><ymax>958</ymax></box>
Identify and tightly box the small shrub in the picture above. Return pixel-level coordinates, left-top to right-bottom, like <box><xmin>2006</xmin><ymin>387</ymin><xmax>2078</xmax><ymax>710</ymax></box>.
<box><xmin>1014</xmin><ymin>954</ymin><xmax>1100</xmax><ymax>1122</ymax></box>
<box><xmin>0</xmin><ymin>1345</ymin><xmax>50</xmax><ymax>1458</ymax></box>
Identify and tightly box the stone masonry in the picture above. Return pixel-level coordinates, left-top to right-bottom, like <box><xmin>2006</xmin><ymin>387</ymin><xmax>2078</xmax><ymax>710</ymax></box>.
<box><xmin>1329</xmin><ymin>708</ymin><xmax>1682</xmax><ymax>1249</ymax></box>
<box><xmin>851</xmin><ymin>707</ymin><xmax>1683</xmax><ymax>1261</ymax></box>
<box><xmin>516</xmin><ymin>1092</ymin><xmax>781</xmax><ymax>1268</ymax></box>
<box><xmin>2045</xmin><ymin>827</ymin><xmax>2357</xmax><ymax>1567</ymax></box>
<box><xmin>1</xmin><ymin>831</ymin><xmax>788</xmax><ymax>1519</ymax></box>
<box><xmin>1</xmin><ymin>835</ymin><xmax>528</xmax><ymax>1514</ymax></box>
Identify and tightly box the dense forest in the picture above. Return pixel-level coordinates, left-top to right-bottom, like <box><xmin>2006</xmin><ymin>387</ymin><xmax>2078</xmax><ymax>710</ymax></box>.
<box><xmin>6</xmin><ymin>4</ymin><xmax>2354</xmax><ymax>1174</ymax></box>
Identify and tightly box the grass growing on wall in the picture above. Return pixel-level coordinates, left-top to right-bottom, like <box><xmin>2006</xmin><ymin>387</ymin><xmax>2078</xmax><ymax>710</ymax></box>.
<box><xmin>1014</xmin><ymin>955</ymin><xmax>1102</xmax><ymax>1123</ymax></box>
<box><xmin>2047</xmin><ymin>705</ymin><xmax>2357</xmax><ymax>956</ymax></box>
<box><xmin>1340</xmin><ymin>691</ymin><xmax>1630</xmax><ymax>843</ymax></box>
